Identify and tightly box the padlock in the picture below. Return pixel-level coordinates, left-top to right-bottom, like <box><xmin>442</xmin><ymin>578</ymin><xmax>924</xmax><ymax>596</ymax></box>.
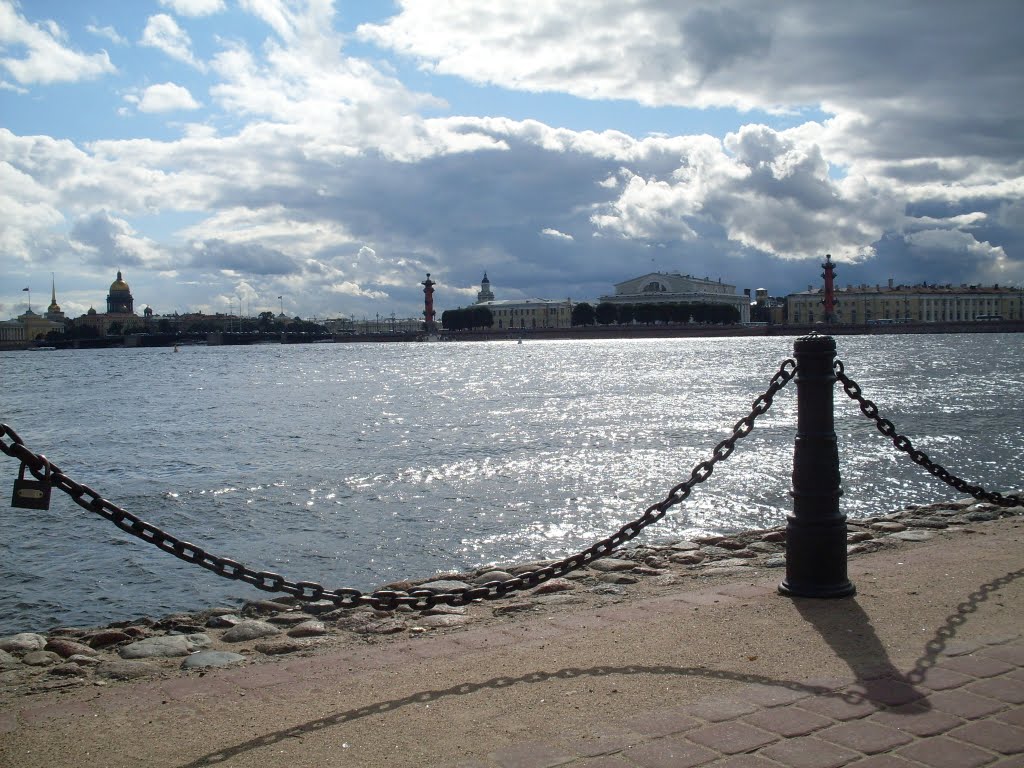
<box><xmin>11</xmin><ymin>461</ymin><xmax>51</xmax><ymax>510</ymax></box>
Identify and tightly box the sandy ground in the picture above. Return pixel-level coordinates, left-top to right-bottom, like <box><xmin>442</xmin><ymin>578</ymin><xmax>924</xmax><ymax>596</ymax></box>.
<box><xmin>1</xmin><ymin>515</ymin><xmax>1021</xmax><ymax>767</ymax></box>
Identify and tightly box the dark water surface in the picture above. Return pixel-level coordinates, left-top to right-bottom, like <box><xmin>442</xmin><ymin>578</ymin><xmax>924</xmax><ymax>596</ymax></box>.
<box><xmin>1</xmin><ymin>333</ymin><xmax>1021</xmax><ymax>633</ymax></box>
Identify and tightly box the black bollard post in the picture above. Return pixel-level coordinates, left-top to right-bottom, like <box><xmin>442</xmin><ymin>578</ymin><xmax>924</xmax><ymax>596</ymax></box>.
<box><xmin>778</xmin><ymin>333</ymin><xmax>856</xmax><ymax>598</ymax></box>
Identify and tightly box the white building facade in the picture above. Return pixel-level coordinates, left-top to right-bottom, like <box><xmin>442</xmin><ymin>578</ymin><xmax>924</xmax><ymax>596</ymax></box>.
<box><xmin>598</xmin><ymin>272</ymin><xmax>750</xmax><ymax>323</ymax></box>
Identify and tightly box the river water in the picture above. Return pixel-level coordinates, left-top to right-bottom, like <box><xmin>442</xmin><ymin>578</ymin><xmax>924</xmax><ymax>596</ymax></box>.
<box><xmin>1</xmin><ymin>333</ymin><xmax>1021</xmax><ymax>633</ymax></box>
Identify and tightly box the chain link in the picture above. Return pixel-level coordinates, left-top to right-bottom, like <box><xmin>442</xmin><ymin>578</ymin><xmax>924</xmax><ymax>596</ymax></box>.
<box><xmin>833</xmin><ymin>359</ymin><xmax>1022</xmax><ymax>508</ymax></box>
<box><xmin>0</xmin><ymin>360</ymin><xmax>796</xmax><ymax>610</ymax></box>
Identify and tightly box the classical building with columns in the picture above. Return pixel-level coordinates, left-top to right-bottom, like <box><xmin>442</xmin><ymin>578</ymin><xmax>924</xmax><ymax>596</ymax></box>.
<box><xmin>786</xmin><ymin>280</ymin><xmax>1023</xmax><ymax>326</ymax></box>
<box><xmin>598</xmin><ymin>272</ymin><xmax>751</xmax><ymax>323</ymax></box>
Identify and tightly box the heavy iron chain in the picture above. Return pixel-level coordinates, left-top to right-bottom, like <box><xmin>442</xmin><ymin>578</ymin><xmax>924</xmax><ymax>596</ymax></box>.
<box><xmin>0</xmin><ymin>359</ymin><xmax>796</xmax><ymax>611</ymax></box>
<box><xmin>834</xmin><ymin>359</ymin><xmax>1022</xmax><ymax>508</ymax></box>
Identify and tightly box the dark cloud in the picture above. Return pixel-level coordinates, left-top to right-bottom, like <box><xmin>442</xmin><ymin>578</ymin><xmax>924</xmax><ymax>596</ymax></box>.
<box><xmin>190</xmin><ymin>239</ymin><xmax>298</xmax><ymax>275</ymax></box>
<box><xmin>69</xmin><ymin>211</ymin><xmax>146</xmax><ymax>268</ymax></box>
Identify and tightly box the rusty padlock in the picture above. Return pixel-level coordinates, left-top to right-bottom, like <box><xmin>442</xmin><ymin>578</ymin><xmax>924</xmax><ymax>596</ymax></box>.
<box><xmin>11</xmin><ymin>460</ymin><xmax>52</xmax><ymax>510</ymax></box>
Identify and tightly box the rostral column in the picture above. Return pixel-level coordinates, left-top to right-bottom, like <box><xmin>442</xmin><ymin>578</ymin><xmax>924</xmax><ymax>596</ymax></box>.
<box><xmin>422</xmin><ymin>273</ymin><xmax>437</xmax><ymax>334</ymax></box>
<box><xmin>821</xmin><ymin>254</ymin><xmax>836</xmax><ymax>325</ymax></box>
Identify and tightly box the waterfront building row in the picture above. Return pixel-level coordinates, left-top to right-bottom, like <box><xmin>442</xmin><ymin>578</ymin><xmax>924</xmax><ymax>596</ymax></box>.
<box><xmin>786</xmin><ymin>280</ymin><xmax>1023</xmax><ymax>326</ymax></box>
<box><xmin>465</xmin><ymin>271</ymin><xmax>750</xmax><ymax>330</ymax></box>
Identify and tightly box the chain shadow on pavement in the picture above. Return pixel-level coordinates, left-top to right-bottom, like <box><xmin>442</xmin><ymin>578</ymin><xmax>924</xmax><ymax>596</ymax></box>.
<box><xmin>791</xmin><ymin>567</ymin><xmax>1023</xmax><ymax>698</ymax></box>
<box><xmin>179</xmin><ymin>568</ymin><xmax>1023</xmax><ymax>768</ymax></box>
<box><xmin>178</xmin><ymin>664</ymin><xmax>863</xmax><ymax>768</ymax></box>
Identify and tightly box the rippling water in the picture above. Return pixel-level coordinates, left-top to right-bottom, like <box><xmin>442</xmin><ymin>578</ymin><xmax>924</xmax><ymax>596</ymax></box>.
<box><xmin>1</xmin><ymin>333</ymin><xmax>1021</xmax><ymax>633</ymax></box>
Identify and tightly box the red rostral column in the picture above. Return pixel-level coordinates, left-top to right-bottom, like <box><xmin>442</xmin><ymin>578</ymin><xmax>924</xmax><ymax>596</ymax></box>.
<box><xmin>821</xmin><ymin>253</ymin><xmax>836</xmax><ymax>325</ymax></box>
<box><xmin>422</xmin><ymin>273</ymin><xmax>436</xmax><ymax>333</ymax></box>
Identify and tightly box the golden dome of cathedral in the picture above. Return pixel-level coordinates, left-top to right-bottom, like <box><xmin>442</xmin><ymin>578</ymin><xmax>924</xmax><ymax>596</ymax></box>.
<box><xmin>109</xmin><ymin>271</ymin><xmax>131</xmax><ymax>293</ymax></box>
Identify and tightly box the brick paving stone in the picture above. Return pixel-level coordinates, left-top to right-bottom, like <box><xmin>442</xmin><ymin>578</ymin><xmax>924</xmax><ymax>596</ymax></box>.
<box><xmin>917</xmin><ymin>665</ymin><xmax>977</xmax><ymax>691</ymax></box>
<box><xmin>950</xmin><ymin>720</ymin><xmax>1024</xmax><ymax>755</ymax></box>
<box><xmin>575</xmin><ymin>757</ymin><xmax>635</xmax><ymax>768</ymax></box>
<box><xmin>940</xmin><ymin>641</ymin><xmax>984</xmax><ymax>657</ymax></box>
<box><xmin>993</xmin><ymin>756</ymin><xmax>1024</xmax><ymax>768</ymax></box>
<box><xmin>758</xmin><ymin>736</ymin><xmax>859</xmax><ymax>768</ymax></box>
<box><xmin>561</xmin><ymin>728</ymin><xmax>646</xmax><ymax>758</ymax></box>
<box><xmin>706</xmin><ymin>756</ymin><xmax>781</xmax><ymax>767</ymax></box>
<box><xmin>967</xmin><ymin>677</ymin><xmax>1024</xmax><ymax>704</ymax></box>
<box><xmin>622</xmin><ymin>735</ymin><xmax>718</xmax><ymax>768</ymax></box>
<box><xmin>980</xmin><ymin>643</ymin><xmax>1024</xmax><ymax>666</ymax></box>
<box><xmin>855</xmin><ymin>678</ymin><xmax>926</xmax><ymax>707</ymax></box>
<box><xmin>927</xmin><ymin>689</ymin><xmax>1008</xmax><ymax>719</ymax></box>
<box><xmin>685</xmin><ymin>722</ymin><xmax>778</xmax><ymax>754</ymax></box>
<box><xmin>795</xmin><ymin>693</ymin><xmax>880</xmax><ymax>722</ymax></box>
<box><xmin>817</xmin><ymin>720</ymin><xmax>914</xmax><ymax>754</ymax></box>
<box><xmin>847</xmin><ymin>756</ymin><xmax>917</xmax><ymax>768</ymax></box>
<box><xmin>743</xmin><ymin>705</ymin><xmax>835</xmax><ymax>737</ymax></box>
<box><xmin>621</xmin><ymin>708</ymin><xmax>700</xmax><ymax>737</ymax></box>
<box><xmin>684</xmin><ymin>697</ymin><xmax>761</xmax><ymax>722</ymax></box>
<box><xmin>741</xmin><ymin>683</ymin><xmax>813</xmax><ymax>708</ymax></box>
<box><xmin>897</xmin><ymin>735</ymin><xmax>998</xmax><ymax>768</ymax></box>
<box><xmin>997</xmin><ymin>708</ymin><xmax>1024</xmax><ymax>728</ymax></box>
<box><xmin>800</xmin><ymin>677</ymin><xmax>851</xmax><ymax>694</ymax></box>
<box><xmin>869</xmin><ymin>701</ymin><xmax>964</xmax><ymax>737</ymax></box>
<box><xmin>938</xmin><ymin>655</ymin><xmax>1016</xmax><ymax>679</ymax></box>
<box><xmin>489</xmin><ymin>742</ymin><xmax>575</xmax><ymax>768</ymax></box>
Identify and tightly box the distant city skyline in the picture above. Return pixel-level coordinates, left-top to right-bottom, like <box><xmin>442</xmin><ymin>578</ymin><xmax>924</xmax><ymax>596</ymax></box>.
<box><xmin>2</xmin><ymin>2</ymin><xmax>1022</xmax><ymax>322</ymax></box>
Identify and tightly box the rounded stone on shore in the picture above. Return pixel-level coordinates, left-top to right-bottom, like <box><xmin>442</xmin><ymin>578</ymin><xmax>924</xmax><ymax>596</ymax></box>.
<box><xmin>287</xmin><ymin>620</ymin><xmax>328</xmax><ymax>638</ymax></box>
<box><xmin>44</xmin><ymin>638</ymin><xmax>98</xmax><ymax>659</ymax></box>
<box><xmin>85</xmin><ymin>630</ymin><xmax>133</xmax><ymax>649</ymax></box>
<box><xmin>119</xmin><ymin>634</ymin><xmax>210</xmax><ymax>659</ymax></box>
<box><xmin>417</xmin><ymin>579</ymin><xmax>472</xmax><ymax>593</ymax></box>
<box><xmin>0</xmin><ymin>633</ymin><xmax>46</xmax><ymax>654</ymax></box>
<box><xmin>531</xmin><ymin>578</ymin><xmax>575</xmax><ymax>595</ymax></box>
<box><xmin>181</xmin><ymin>651</ymin><xmax>246</xmax><ymax>670</ymax></box>
<box><xmin>588</xmin><ymin>558</ymin><xmax>634</xmax><ymax>572</ymax></box>
<box><xmin>22</xmin><ymin>651</ymin><xmax>61</xmax><ymax>667</ymax></box>
<box><xmin>221</xmin><ymin>620</ymin><xmax>280</xmax><ymax>643</ymax></box>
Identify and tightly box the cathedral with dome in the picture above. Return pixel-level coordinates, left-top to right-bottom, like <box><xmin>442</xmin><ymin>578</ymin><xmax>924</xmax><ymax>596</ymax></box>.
<box><xmin>75</xmin><ymin>270</ymin><xmax>142</xmax><ymax>335</ymax></box>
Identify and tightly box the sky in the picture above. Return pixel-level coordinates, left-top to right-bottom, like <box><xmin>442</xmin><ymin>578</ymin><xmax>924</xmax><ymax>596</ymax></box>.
<box><xmin>2</xmin><ymin>0</ymin><xmax>1022</xmax><ymax>321</ymax></box>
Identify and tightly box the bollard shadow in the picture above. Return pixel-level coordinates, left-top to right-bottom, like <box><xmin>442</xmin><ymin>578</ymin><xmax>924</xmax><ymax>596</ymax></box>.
<box><xmin>179</xmin><ymin>568</ymin><xmax>1023</xmax><ymax>767</ymax></box>
<box><xmin>789</xmin><ymin>566</ymin><xmax>1024</xmax><ymax>706</ymax></box>
<box><xmin>789</xmin><ymin>594</ymin><xmax>924</xmax><ymax>708</ymax></box>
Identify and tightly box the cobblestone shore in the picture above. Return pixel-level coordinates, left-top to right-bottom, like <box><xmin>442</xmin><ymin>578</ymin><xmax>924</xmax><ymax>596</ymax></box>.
<box><xmin>1</xmin><ymin>497</ymin><xmax>1019</xmax><ymax>703</ymax></box>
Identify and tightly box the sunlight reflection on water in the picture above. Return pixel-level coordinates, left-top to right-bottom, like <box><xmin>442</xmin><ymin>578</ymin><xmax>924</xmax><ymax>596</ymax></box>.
<box><xmin>1</xmin><ymin>332</ymin><xmax>1021</xmax><ymax>631</ymax></box>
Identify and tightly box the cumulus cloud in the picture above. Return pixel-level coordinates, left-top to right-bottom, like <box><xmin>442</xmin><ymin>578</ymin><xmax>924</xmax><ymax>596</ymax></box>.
<box><xmin>160</xmin><ymin>0</ymin><xmax>226</xmax><ymax>17</ymax></box>
<box><xmin>86</xmin><ymin>24</ymin><xmax>127</xmax><ymax>46</ymax></box>
<box><xmin>3</xmin><ymin>0</ymin><xmax>1022</xmax><ymax>321</ymax></box>
<box><xmin>69</xmin><ymin>211</ymin><xmax>168</xmax><ymax>268</ymax></box>
<box><xmin>134</xmin><ymin>82</ymin><xmax>201</xmax><ymax>113</ymax></box>
<box><xmin>140</xmin><ymin>14</ymin><xmax>203</xmax><ymax>70</ymax></box>
<box><xmin>190</xmin><ymin>239</ymin><xmax>298</xmax><ymax>275</ymax></box>
<box><xmin>0</xmin><ymin>1</ymin><xmax>115</xmax><ymax>84</ymax></box>
<box><xmin>541</xmin><ymin>228</ymin><xmax>573</xmax><ymax>241</ymax></box>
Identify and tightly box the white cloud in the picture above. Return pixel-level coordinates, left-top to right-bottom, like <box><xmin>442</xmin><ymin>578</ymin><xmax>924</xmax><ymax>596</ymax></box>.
<box><xmin>135</xmin><ymin>82</ymin><xmax>201</xmax><ymax>113</ymax></box>
<box><xmin>0</xmin><ymin>1</ymin><xmax>115</xmax><ymax>84</ymax></box>
<box><xmin>3</xmin><ymin>0</ymin><xmax>1022</xmax><ymax>320</ymax></box>
<box><xmin>140</xmin><ymin>14</ymin><xmax>203</xmax><ymax>70</ymax></box>
<box><xmin>86</xmin><ymin>24</ymin><xmax>127</xmax><ymax>46</ymax></box>
<box><xmin>541</xmin><ymin>228</ymin><xmax>573</xmax><ymax>241</ymax></box>
<box><xmin>159</xmin><ymin>0</ymin><xmax>226</xmax><ymax>17</ymax></box>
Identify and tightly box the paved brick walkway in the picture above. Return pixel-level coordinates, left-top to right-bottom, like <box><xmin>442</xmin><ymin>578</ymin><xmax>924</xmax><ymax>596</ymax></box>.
<box><xmin>453</xmin><ymin>636</ymin><xmax>1024</xmax><ymax>768</ymax></box>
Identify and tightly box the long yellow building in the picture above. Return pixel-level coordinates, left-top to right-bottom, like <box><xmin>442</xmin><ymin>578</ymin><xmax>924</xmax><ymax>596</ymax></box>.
<box><xmin>787</xmin><ymin>280</ymin><xmax>1023</xmax><ymax>326</ymax></box>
